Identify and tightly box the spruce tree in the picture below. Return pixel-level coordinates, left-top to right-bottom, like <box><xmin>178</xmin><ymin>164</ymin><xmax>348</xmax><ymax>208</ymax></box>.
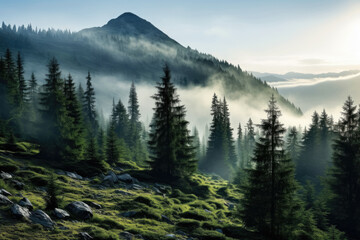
<box><xmin>45</xmin><ymin>174</ymin><xmax>59</xmax><ymax>210</ymax></box>
<box><xmin>39</xmin><ymin>58</ymin><xmax>69</xmax><ymax>161</ymax></box>
<box><xmin>147</xmin><ymin>65</ymin><xmax>196</xmax><ymax>180</ymax></box>
<box><xmin>106</xmin><ymin>122</ymin><xmax>120</xmax><ymax>166</ymax></box>
<box><xmin>28</xmin><ymin>72</ymin><xmax>37</xmax><ymax>105</ymax></box>
<box><xmin>222</xmin><ymin>97</ymin><xmax>237</xmax><ymax>170</ymax></box>
<box><xmin>114</xmin><ymin>98</ymin><xmax>129</xmax><ymax>140</ymax></box>
<box><xmin>240</xmin><ymin>95</ymin><xmax>298</xmax><ymax>239</ymax></box>
<box><xmin>237</xmin><ymin>123</ymin><xmax>244</xmax><ymax>168</ymax></box>
<box><xmin>83</xmin><ymin>72</ymin><xmax>98</xmax><ymax>136</ymax></box>
<box><xmin>286</xmin><ymin>126</ymin><xmax>301</xmax><ymax>163</ymax></box>
<box><xmin>328</xmin><ymin>96</ymin><xmax>360</xmax><ymax>237</ymax></box>
<box><xmin>63</xmin><ymin>74</ymin><xmax>85</xmax><ymax>162</ymax></box>
<box><xmin>16</xmin><ymin>52</ymin><xmax>27</xmax><ymax>105</ymax></box>
<box><xmin>244</xmin><ymin>118</ymin><xmax>255</xmax><ymax>168</ymax></box>
<box><xmin>192</xmin><ymin>127</ymin><xmax>202</xmax><ymax>161</ymax></box>
<box><xmin>85</xmin><ymin>137</ymin><xmax>106</xmax><ymax>174</ymax></box>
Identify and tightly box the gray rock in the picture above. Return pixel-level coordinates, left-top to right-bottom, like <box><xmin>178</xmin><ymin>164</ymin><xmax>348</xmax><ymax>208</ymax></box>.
<box><xmin>0</xmin><ymin>194</ymin><xmax>13</xmax><ymax>205</ymax></box>
<box><xmin>129</xmin><ymin>184</ymin><xmax>143</xmax><ymax>190</ymax></box>
<box><xmin>108</xmin><ymin>171</ymin><xmax>118</xmax><ymax>183</ymax></box>
<box><xmin>152</xmin><ymin>187</ymin><xmax>162</xmax><ymax>195</ymax></box>
<box><xmin>65</xmin><ymin>171</ymin><xmax>83</xmax><ymax>180</ymax></box>
<box><xmin>119</xmin><ymin>231</ymin><xmax>134</xmax><ymax>240</ymax></box>
<box><xmin>161</xmin><ymin>215</ymin><xmax>174</xmax><ymax>225</ymax></box>
<box><xmin>54</xmin><ymin>208</ymin><xmax>70</xmax><ymax>219</ymax></box>
<box><xmin>102</xmin><ymin>175</ymin><xmax>115</xmax><ymax>186</ymax></box>
<box><xmin>215</xmin><ymin>228</ymin><xmax>223</xmax><ymax>234</ymax></box>
<box><xmin>19</xmin><ymin>197</ymin><xmax>33</xmax><ymax>210</ymax></box>
<box><xmin>204</xmin><ymin>209</ymin><xmax>212</xmax><ymax>213</ymax></box>
<box><xmin>0</xmin><ymin>171</ymin><xmax>12</xmax><ymax>180</ymax></box>
<box><xmin>134</xmin><ymin>234</ymin><xmax>144</xmax><ymax>239</ymax></box>
<box><xmin>165</xmin><ymin>234</ymin><xmax>176</xmax><ymax>238</ymax></box>
<box><xmin>117</xmin><ymin>173</ymin><xmax>133</xmax><ymax>183</ymax></box>
<box><xmin>11</xmin><ymin>203</ymin><xmax>30</xmax><ymax>219</ymax></box>
<box><xmin>83</xmin><ymin>201</ymin><xmax>102</xmax><ymax>209</ymax></box>
<box><xmin>65</xmin><ymin>201</ymin><xmax>93</xmax><ymax>220</ymax></box>
<box><xmin>175</xmin><ymin>230</ymin><xmax>187</xmax><ymax>236</ymax></box>
<box><xmin>114</xmin><ymin>190</ymin><xmax>133</xmax><ymax>196</ymax></box>
<box><xmin>0</xmin><ymin>189</ymin><xmax>12</xmax><ymax>196</ymax></box>
<box><xmin>225</xmin><ymin>202</ymin><xmax>235</xmax><ymax>210</ymax></box>
<box><xmin>11</xmin><ymin>179</ymin><xmax>25</xmax><ymax>190</ymax></box>
<box><xmin>55</xmin><ymin>170</ymin><xmax>65</xmax><ymax>175</ymax></box>
<box><xmin>30</xmin><ymin>210</ymin><xmax>55</xmax><ymax>228</ymax></box>
<box><xmin>79</xmin><ymin>232</ymin><xmax>93</xmax><ymax>240</ymax></box>
<box><xmin>121</xmin><ymin>211</ymin><xmax>137</xmax><ymax>218</ymax></box>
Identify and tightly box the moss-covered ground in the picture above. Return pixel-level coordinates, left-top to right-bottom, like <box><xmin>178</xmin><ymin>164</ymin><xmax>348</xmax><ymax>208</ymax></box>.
<box><xmin>0</xmin><ymin>139</ymin><xmax>261</xmax><ymax>240</ymax></box>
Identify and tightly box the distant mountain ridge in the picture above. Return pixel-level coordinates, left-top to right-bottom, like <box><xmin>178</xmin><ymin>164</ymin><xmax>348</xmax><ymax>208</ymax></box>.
<box><xmin>0</xmin><ymin>12</ymin><xmax>302</xmax><ymax>115</ymax></box>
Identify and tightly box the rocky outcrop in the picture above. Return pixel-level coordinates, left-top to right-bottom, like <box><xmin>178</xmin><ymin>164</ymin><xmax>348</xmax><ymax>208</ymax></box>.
<box><xmin>0</xmin><ymin>194</ymin><xmax>13</xmax><ymax>205</ymax></box>
<box><xmin>19</xmin><ymin>197</ymin><xmax>33</xmax><ymax>210</ymax></box>
<box><xmin>11</xmin><ymin>203</ymin><xmax>30</xmax><ymax>219</ymax></box>
<box><xmin>79</xmin><ymin>232</ymin><xmax>93</xmax><ymax>240</ymax></box>
<box><xmin>0</xmin><ymin>171</ymin><xmax>12</xmax><ymax>180</ymax></box>
<box><xmin>53</xmin><ymin>208</ymin><xmax>70</xmax><ymax>219</ymax></box>
<box><xmin>0</xmin><ymin>189</ymin><xmax>12</xmax><ymax>196</ymax></box>
<box><xmin>65</xmin><ymin>201</ymin><xmax>93</xmax><ymax>220</ymax></box>
<box><xmin>30</xmin><ymin>210</ymin><xmax>55</xmax><ymax>228</ymax></box>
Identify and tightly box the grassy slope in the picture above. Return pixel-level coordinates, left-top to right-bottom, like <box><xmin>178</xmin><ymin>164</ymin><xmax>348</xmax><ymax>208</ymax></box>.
<box><xmin>0</xmin><ymin>139</ymin><xmax>261</xmax><ymax>240</ymax></box>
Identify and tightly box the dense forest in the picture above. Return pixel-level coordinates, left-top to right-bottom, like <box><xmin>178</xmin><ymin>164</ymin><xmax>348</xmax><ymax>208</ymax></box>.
<box><xmin>0</xmin><ymin>48</ymin><xmax>359</xmax><ymax>240</ymax></box>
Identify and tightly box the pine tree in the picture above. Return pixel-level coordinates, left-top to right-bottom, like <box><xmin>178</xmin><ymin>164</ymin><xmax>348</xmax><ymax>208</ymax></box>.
<box><xmin>114</xmin><ymin>98</ymin><xmax>129</xmax><ymax>140</ymax></box>
<box><xmin>83</xmin><ymin>72</ymin><xmax>98</xmax><ymax>136</ymax></box>
<box><xmin>222</xmin><ymin>97</ymin><xmax>237</xmax><ymax>171</ymax></box>
<box><xmin>45</xmin><ymin>174</ymin><xmax>59</xmax><ymax>210</ymax></box>
<box><xmin>244</xmin><ymin>118</ymin><xmax>255</xmax><ymax>168</ymax></box>
<box><xmin>147</xmin><ymin>65</ymin><xmax>196</xmax><ymax>180</ymax></box>
<box><xmin>63</xmin><ymin>74</ymin><xmax>85</xmax><ymax>162</ymax></box>
<box><xmin>16</xmin><ymin>52</ymin><xmax>27</xmax><ymax>105</ymax></box>
<box><xmin>39</xmin><ymin>58</ymin><xmax>69</xmax><ymax>160</ymax></box>
<box><xmin>192</xmin><ymin>127</ymin><xmax>201</xmax><ymax>161</ymax></box>
<box><xmin>28</xmin><ymin>72</ymin><xmax>37</xmax><ymax>105</ymax></box>
<box><xmin>237</xmin><ymin>123</ymin><xmax>244</xmax><ymax>168</ymax></box>
<box><xmin>85</xmin><ymin>137</ymin><xmax>106</xmax><ymax>174</ymax></box>
<box><xmin>106</xmin><ymin>122</ymin><xmax>120</xmax><ymax>166</ymax></box>
<box><xmin>328</xmin><ymin>96</ymin><xmax>360</xmax><ymax>237</ymax></box>
<box><xmin>286</xmin><ymin>126</ymin><xmax>301</xmax><ymax>163</ymax></box>
<box><xmin>240</xmin><ymin>95</ymin><xmax>298</xmax><ymax>239</ymax></box>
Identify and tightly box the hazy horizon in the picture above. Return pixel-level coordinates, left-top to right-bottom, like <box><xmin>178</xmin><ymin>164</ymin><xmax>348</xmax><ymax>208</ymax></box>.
<box><xmin>1</xmin><ymin>0</ymin><xmax>360</xmax><ymax>74</ymax></box>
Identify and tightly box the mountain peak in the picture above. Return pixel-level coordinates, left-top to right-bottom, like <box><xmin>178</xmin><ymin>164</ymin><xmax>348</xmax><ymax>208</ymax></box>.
<box><xmin>101</xmin><ymin>12</ymin><xmax>174</xmax><ymax>43</ymax></box>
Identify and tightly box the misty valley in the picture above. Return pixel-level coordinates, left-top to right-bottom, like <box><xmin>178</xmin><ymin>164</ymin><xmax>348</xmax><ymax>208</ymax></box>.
<box><xmin>0</xmin><ymin>10</ymin><xmax>359</xmax><ymax>240</ymax></box>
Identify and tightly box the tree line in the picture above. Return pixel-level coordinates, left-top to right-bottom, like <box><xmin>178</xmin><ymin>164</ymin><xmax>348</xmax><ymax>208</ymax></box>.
<box><xmin>0</xmin><ymin>48</ymin><xmax>358</xmax><ymax>239</ymax></box>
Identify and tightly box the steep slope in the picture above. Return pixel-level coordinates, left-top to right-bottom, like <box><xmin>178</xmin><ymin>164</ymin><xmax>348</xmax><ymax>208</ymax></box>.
<box><xmin>0</xmin><ymin>13</ymin><xmax>302</xmax><ymax>115</ymax></box>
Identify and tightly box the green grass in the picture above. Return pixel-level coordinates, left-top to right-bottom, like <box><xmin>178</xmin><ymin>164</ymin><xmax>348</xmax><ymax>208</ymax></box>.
<box><xmin>0</xmin><ymin>139</ymin><xmax>256</xmax><ymax>240</ymax></box>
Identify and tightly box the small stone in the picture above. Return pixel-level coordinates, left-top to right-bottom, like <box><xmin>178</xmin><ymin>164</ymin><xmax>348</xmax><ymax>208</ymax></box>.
<box><xmin>0</xmin><ymin>189</ymin><xmax>12</xmax><ymax>196</ymax></box>
<box><xmin>215</xmin><ymin>228</ymin><xmax>223</xmax><ymax>234</ymax></box>
<box><xmin>65</xmin><ymin>201</ymin><xmax>93</xmax><ymax>220</ymax></box>
<box><xmin>175</xmin><ymin>230</ymin><xmax>187</xmax><ymax>236</ymax></box>
<box><xmin>119</xmin><ymin>231</ymin><xmax>134</xmax><ymax>240</ymax></box>
<box><xmin>0</xmin><ymin>171</ymin><xmax>12</xmax><ymax>180</ymax></box>
<box><xmin>117</xmin><ymin>173</ymin><xmax>133</xmax><ymax>183</ymax></box>
<box><xmin>79</xmin><ymin>232</ymin><xmax>93</xmax><ymax>240</ymax></box>
<box><xmin>114</xmin><ymin>190</ymin><xmax>133</xmax><ymax>196</ymax></box>
<box><xmin>0</xmin><ymin>194</ymin><xmax>13</xmax><ymax>205</ymax></box>
<box><xmin>165</xmin><ymin>233</ymin><xmax>176</xmax><ymax>238</ymax></box>
<box><xmin>11</xmin><ymin>179</ymin><xmax>25</xmax><ymax>190</ymax></box>
<box><xmin>54</xmin><ymin>208</ymin><xmax>70</xmax><ymax>219</ymax></box>
<box><xmin>19</xmin><ymin>197</ymin><xmax>33</xmax><ymax>210</ymax></box>
<box><xmin>65</xmin><ymin>171</ymin><xmax>83</xmax><ymax>180</ymax></box>
<box><xmin>11</xmin><ymin>203</ymin><xmax>30</xmax><ymax>219</ymax></box>
<box><xmin>83</xmin><ymin>201</ymin><xmax>102</xmax><ymax>209</ymax></box>
<box><xmin>30</xmin><ymin>210</ymin><xmax>55</xmax><ymax>228</ymax></box>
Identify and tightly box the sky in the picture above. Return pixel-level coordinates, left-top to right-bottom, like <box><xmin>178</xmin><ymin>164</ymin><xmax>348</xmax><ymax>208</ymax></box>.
<box><xmin>1</xmin><ymin>0</ymin><xmax>360</xmax><ymax>74</ymax></box>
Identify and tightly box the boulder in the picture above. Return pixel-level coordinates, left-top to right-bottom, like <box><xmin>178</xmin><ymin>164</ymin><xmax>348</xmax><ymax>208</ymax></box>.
<box><xmin>161</xmin><ymin>215</ymin><xmax>174</xmax><ymax>225</ymax></box>
<box><xmin>175</xmin><ymin>230</ymin><xmax>187</xmax><ymax>236</ymax></box>
<box><xmin>30</xmin><ymin>210</ymin><xmax>55</xmax><ymax>228</ymax></box>
<box><xmin>117</xmin><ymin>173</ymin><xmax>133</xmax><ymax>183</ymax></box>
<box><xmin>119</xmin><ymin>231</ymin><xmax>134</xmax><ymax>240</ymax></box>
<box><xmin>11</xmin><ymin>203</ymin><xmax>30</xmax><ymax>219</ymax></box>
<box><xmin>108</xmin><ymin>171</ymin><xmax>118</xmax><ymax>183</ymax></box>
<box><xmin>0</xmin><ymin>194</ymin><xmax>13</xmax><ymax>205</ymax></box>
<box><xmin>79</xmin><ymin>232</ymin><xmax>93</xmax><ymax>240</ymax></box>
<box><xmin>11</xmin><ymin>179</ymin><xmax>25</xmax><ymax>190</ymax></box>
<box><xmin>0</xmin><ymin>189</ymin><xmax>12</xmax><ymax>196</ymax></box>
<box><xmin>102</xmin><ymin>175</ymin><xmax>115</xmax><ymax>186</ymax></box>
<box><xmin>65</xmin><ymin>201</ymin><xmax>93</xmax><ymax>220</ymax></box>
<box><xmin>19</xmin><ymin>197</ymin><xmax>33</xmax><ymax>210</ymax></box>
<box><xmin>129</xmin><ymin>184</ymin><xmax>143</xmax><ymax>190</ymax></box>
<box><xmin>165</xmin><ymin>234</ymin><xmax>175</xmax><ymax>238</ymax></box>
<box><xmin>83</xmin><ymin>201</ymin><xmax>102</xmax><ymax>209</ymax></box>
<box><xmin>0</xmin><ymin>171</ymin><xmax>12</xmax><ymax>180</ymax></box>
<box><xmin>54</xmin><ymin>208</ymin><xmax>70</xmax><ymax>219</ymax></box>
<box><xmin>65</xmin><ymin>171</ymin><xmax>83</xmax><ymax>180</ymax></box>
